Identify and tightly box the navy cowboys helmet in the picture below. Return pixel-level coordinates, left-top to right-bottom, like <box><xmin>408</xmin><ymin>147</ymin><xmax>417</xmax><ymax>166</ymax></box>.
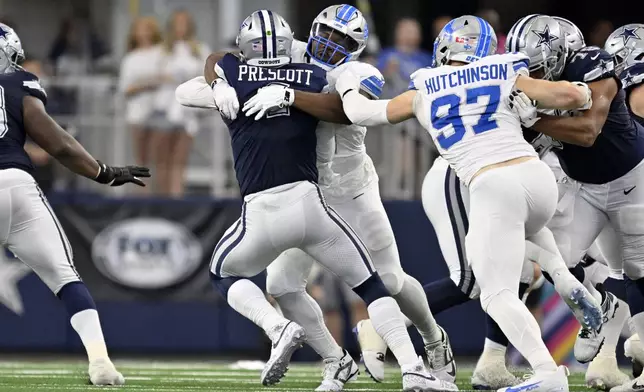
<box><xmin>553</xmin><ymin>17</ymin><xmax>585</xmax><ymax>53</ymax></box>
<box><xmin>506</xmin><ymin>15</ymin><xmax>567</xmax><ymax>80</ymax></box>
<box><xmin>605</xmin><ymin>24</ymin><xmax>644</xmax><ymax>74</ymax></box>
<box><xmin>620</xmin><ymin>48</ymin><xmax>644</xmax><ymax>89</ymax></box>
<box><xmin>0</xmin><ymin>23</ymin><xmax>24</xmax><ymax>74</ymax></box>
<box><xmin>432</xmin><ymin>15</ymin><xmax>497</xmax><ymax>67</ymax></box>
<box><xmin>306</xmin><ymin>4</ymin><xmax>368</xmax><ymax>70</ymax></box>
<box><xmin>236</xmin><ymin>10</ymin><xmax>293</xmax><ymax>67</ymax></box>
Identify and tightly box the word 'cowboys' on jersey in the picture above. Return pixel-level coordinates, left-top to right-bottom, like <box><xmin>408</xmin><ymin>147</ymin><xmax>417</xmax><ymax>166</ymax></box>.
<box><xmin>215</xmin><ymin>53</ymin><xmax>328</xmax><ymax>197</ymax></box>
<box><xmin>409</xmin><ymin>53</ymin><xmax>537</xmax><ymax>185</ymax></box>
<box><xmin>556</xmin><ymin>46</ymin><xmax>644</xmax><ymax>184</ymax></box>
<box><xmin>0</xmin><ymin>70</ymin><xmax>47</xmax><ymax>172</ymax></box>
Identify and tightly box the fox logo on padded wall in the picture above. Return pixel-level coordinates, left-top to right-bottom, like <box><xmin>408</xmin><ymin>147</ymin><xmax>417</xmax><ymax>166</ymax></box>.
<box><xmin>91</xmin><ymin>218</ymin><xmax>203</xmax><ymax>289</ymax></box>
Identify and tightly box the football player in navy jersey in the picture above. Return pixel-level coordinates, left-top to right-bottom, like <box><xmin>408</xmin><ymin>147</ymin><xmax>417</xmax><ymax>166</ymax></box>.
<box><xmin>508</xmin><ymin>15</ymin><xmax>644</xmax><ymax>391</ymax></box>
<box><xmin>199</xmin><ymin>10</ymin><xmax>456</xmax><ymax>391</ymax></box>
<box><xmin>0</xmin><ymin>24</ymin><xmax>150</xmax><ymax>385</ymax></box>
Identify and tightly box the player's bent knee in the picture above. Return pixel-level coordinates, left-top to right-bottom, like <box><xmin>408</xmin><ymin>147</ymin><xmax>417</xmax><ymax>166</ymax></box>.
<box><xmin>352</xmin><ymin>273</ymin><xmax>389</xmax><ymax>305</ymax></box>
<box><xmin>265</xmin><ymin>274</ymin><xmax>304</xmax><ymax>298</ymax></box>
<box><xmin>357</xmin><ymin>211</ymin><xmax>394</xmax><ymax>252</ymax></box>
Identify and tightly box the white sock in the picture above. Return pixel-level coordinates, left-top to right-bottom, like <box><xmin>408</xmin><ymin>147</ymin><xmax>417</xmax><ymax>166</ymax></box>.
<box><xmin>482</xmin><ymin>338</ymin><xmax>507</xmax><ymax>358</ymax></box>
<box><xmin>70</xmin><ymin>309</ymin><xmax>109</xmax><ymax>362</ymax></box>
<box><xmin>394</xmin><ymin>275</ymin><xmax>441</xmax><ymax>344</ymax></box>
<box><xmin>583</xmin><ymin>274</ymin><xmax>603</xmax><ymax>305</ymax></box>
<box><xmin>275</xmin><ymin>291</ymin><xmax>343</xmax><ymax>360</ymax></box>
<box><xmin>227</xmin><ymin>279</ymin><xmax>286</xmax><ymax>337</ymax></box>
<box><xmin>630</xmin><ymin>313</ymin><xmax>644</xmax><ymax>356</ymax></box>
<box><xmin>368</xmin><ymin>297</ymin><xmax>418</xmax><ymax>366</ymax></box>
<box><xmin>485</xmin><ymin>290</ymin><xmax>557</xmax><ymax>373</ymax></box>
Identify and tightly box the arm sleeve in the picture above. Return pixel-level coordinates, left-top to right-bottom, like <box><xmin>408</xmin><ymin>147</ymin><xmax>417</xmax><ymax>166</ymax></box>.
<box><xmin>341</xmin><ymin>90</ymin><xmax>391</xmax><ymax>126</ymax></box>
<box><xmin>175</xmin><ymin>76</ymin><xmax>217</xmax><ymax>109</ymax></box>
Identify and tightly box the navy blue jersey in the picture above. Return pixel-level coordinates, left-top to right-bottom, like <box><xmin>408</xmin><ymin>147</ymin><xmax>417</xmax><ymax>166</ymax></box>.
<box><xmin>555</xmin><ymin>47</ymin><xmax>644</xmax><ymax>184</ymax></box>
<box><xmin>621</xmin><ymin>62</ymin><xmax>644</xmax><ymax>126</ymax></box>
<box><xmin>217</xmin><ymin>54</ymin><xmax>327</xmax><ymax>196</ymax></box>
<box><xmin>0</xmin><ymin>71</ymin><xmax>47</xmax><ymax>173</ymax></box>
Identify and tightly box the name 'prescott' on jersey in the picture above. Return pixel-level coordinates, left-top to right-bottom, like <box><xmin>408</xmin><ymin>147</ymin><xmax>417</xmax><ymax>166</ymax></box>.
<box><xmin>215</xmin><ymin>53</ymin><xmax>328</xmax><ymax>197</ymax></box>
<box><xmin>0</xmin><ymin>70</ymin><xmax>47</xmax><ymax>173</ymax></box>
<box><xmin>556</xmin><ymin>46</ymin><xmax>644</xmax><ymax>184</ymax></box>
<box><xmin>409</xmin><ymin>53</ymin><xmax>537</xmax><ymax>185</ymax></box>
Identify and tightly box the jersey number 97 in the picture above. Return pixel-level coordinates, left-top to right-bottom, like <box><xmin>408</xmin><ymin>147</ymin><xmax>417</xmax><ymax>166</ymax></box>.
<box><xmin>431</xmin><ymin>85</ymin><xmax>500</xmax><ymax>150</ymax></box>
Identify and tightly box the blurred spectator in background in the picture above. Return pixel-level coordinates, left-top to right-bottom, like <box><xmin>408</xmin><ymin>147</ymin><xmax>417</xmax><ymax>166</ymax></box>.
<box><xmin>588</xmin><ymin>19</ymin><xmax>614</xmax><ymax>47</ymax></box>
<box><xmin>154</xmin><ymin>10</ymin><xmax>210</xmax><ymax>197</ymax></box>
<box><xmin>377</xmin><ymin>18</ymin><xmax>432</xmax><ymax>97</ymax></box>
<box><xmin>119</xmin><ymin>16</ymin><xmax>164</xmax><ymax>195</ymax></box>
<box><xmin>21</xmin><ymin>58</ymin><xmax>55</xmax><ymax>193</ymax></box>
<box><xmin>48</xmin><ymin>18</ymin><xmax>110</xmax><ymax>76</ymax></box>
<box><xmin>431</xmin><ymin>15</ymin><xmax>453</xmax><ymax>43</ymax></box>
<box><xmin>477</xmin><ymin>9</ymin><xmax>506</xmax><ymax>53</ymax></box>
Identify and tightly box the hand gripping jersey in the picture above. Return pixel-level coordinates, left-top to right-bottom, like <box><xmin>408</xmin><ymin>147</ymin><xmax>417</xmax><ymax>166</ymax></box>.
<box><xmin>410</xmin><ymin>53</ymin><xmax>537</xmax><ymax>185</ymax></box>
<box><xmin>620</xmin><ymin>60</ymin><xmax>644</xmax><ymax>126</ymax></box>
<box><xmin>556</xmin><ymin>46</ymin><xmax>644</xmax><ymax>184</ymax></box>
<box><xmin>291</xmin><ymin>40</ymin><xmax>385</xmax><ymax>197</ymax></box>
<box><xmin>0</xmin><ymin>71</ymin><xmax>47</xmax><ymax>173</ymax></box>
<box><xmin>215</xmin><ymin>54</ymin><xmax>328</xmax><ymax>196</ymax></box>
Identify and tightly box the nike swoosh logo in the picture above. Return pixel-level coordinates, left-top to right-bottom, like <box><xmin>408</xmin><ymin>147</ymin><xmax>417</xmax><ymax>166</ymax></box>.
<box><xmin>591</xmin><ymin>54</ymin><xmax>600</xmax><ymax>60</ymax></box>
<box><xmin>625</xmin><ymin>186</ymin><xmax>637</xmax><ymax>195</ymax></box>
<box><xmin>505</xmin><ymin>381</ymin><xmax>542</xmax><ymax>392</ymax></box>
<box><xmin>272</xmin><ymin>322</ymin><xmax>292</xmax><ymax>349</ymax></box>
<box><xmin>446</xmin><ymin>361</ymin><xmax>456</xmax><ymax>377</ymax></box>
<box><xmin>353</xmin><ymin>192</ymin><xmax>365</xmax><ymax>200</ymax></box>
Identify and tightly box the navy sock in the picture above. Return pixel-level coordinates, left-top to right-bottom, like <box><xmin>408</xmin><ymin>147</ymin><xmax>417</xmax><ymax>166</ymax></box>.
<box><xmin>57</xmin><ymin>282</ymin><xmax>96</xmax><ymax>316</ymax></box>
<box><xmin>602</xmin><ymin>277</ymin><xmax>626</xmax><ymax>302</ymax></box>
<box><xmin>352</xmin><ymin>273</ymin><xmax>389</xmax><ymax>306</ymax></box>
<box><xmin>423</xmin><ymin>277</ymin><xmax>471</xmax><ymax>315</ymax></box>
<box><xmin>210</xmin><ymin>272</ymin><xmax>241</xmax><ymax>299</ymax></box>
<box><xmin>485</xmin><ymin>283</ymin><xmax>530</xmax><ymax>347</ymax></box>
<box><xmin>625</xmin><ymin>276</ymin><xmax>644</xmax><ymax>316</ymax></box>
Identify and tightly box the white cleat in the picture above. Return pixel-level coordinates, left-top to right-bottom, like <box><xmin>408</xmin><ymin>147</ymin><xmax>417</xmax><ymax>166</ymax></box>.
<box><xmin>425</xmin><ymin>326</ymin><xmax>457</xmax><ymax>383</ymax></box>
<box><xmin>88</xmin><ymin>358</ymin><xmax>125</xmax><ymax>386</ymax></box>
<box><xmin>586</xmin><ymin>354</ymin><xmax>630</xmax><ymax>390</ymax></box>
<box><xmin>354</xmin><ymin>319</ymin><xmax>387</xmax><ymax>383</ymax></box>
<box><xmin>261</xmin><ymin>321</ymin><xmax>306</xmax><ymax>386</ymax></box>
<box><xmin>315</xmin><ymin>349</ymin><xmax>360</xmax><ymax>391</ymax></box>
<box><xmin>401</xmin><ymin>357</ymin><xmax>459</xmax><ymax>392</ymax></box>
<box><xmin>575</xmin><ymin>292</ymin><xmax>626</xmax><ymax>364</ymax></box>
<box><xmin>497</xmin><ymin>366</ymin><xmax>569</xmax><ymax>392</ymax></box>
<box><xmin>610</xmin><ymin>374</ymin><xmax>644</xmax><ymax>392</ymax></box>
<box><xmin>625</xmin><ymin>334</ymin><xmax>644</xmax><ymax>378</ymax></box>
<box><xmin>471</xmin><ymin>355</ymin><xmax>520</xmax><ymax>390</ymax></box>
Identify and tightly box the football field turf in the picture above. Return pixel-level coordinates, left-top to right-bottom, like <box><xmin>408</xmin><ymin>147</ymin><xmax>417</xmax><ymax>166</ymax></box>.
<box><xmin>0</xmin><ymin>360</ymin><xmax>596</xmax><ymax>391</ymax></box>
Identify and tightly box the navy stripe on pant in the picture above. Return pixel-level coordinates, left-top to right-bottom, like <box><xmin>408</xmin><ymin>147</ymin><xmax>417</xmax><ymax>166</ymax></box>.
<box><xmin>213</xmin><ymin>202</ymin><xmax>247</xmax><ymax>277</ymax></box>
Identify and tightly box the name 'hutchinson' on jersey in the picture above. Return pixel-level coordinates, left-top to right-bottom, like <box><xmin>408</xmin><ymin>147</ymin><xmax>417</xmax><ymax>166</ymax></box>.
<box><xmin>0</xmin><ymin>70</ymin><xmax>47</xmax><ymax>173</ymax></box>
<box><xmin>215</xmin><ymin>53</ymin><xmax>328</xmax><ymax>197</ymax></box>
<box><xmin>410</xmin><ymin>53</ymin><xmax>537</xmax><ymax>185</ymax></box>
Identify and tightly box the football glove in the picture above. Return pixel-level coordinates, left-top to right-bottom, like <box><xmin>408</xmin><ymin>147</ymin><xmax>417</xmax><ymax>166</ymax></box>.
<box><xmin>94</xmin><ymin>161</ymin><xmax>150</xmax><ymax>187</ymax></box>
<box><xmin>508</xmin><ymin>90</ymin><xmax>540</xmax><ymax>128</ymax></box>
<box><xmin>572</xmin><ymin>81</ymin><xmax>593</xmax><ymax>111</ymax></box>
<box><xmin>211</xmin><ymin>78</ymin><xmax>239</xmax><ymax>120</ymax></box>
<box><xmin>242</xmin><ymin>84</ymin><xmax>294</xmax><ymax>121</ymax></box>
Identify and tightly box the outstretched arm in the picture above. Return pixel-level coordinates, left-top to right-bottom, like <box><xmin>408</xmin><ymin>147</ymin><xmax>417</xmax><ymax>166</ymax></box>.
<box><xmin>531</xmin><ymin>78</ymin><xmax>617</xmax><ymax>147</ymax></box>
<box><xmin>23</xmin><ymin>96</ymin><xmax>150</xmax><ymax>186</ymax></box>
<box><xmin>292</xmin><ymin>91</ymin><xmax>350</xmax><ymax>124</ymax></box>
<box><xmin>340</xmin><ymin>89</ymin><xmax>416</xmax><ymax>126</ymax></box>
<box><xmin>515</xmin><ymin>75</ymin><xmax>591</xmax><ymax>110</ymax></box>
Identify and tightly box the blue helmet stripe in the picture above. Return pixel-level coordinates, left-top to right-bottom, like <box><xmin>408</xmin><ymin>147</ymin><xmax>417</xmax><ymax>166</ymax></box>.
<box><xmin>257</xmin><ymin>11</ymin><xmax>268</xmax><ymax>58</ymax></box>
<box><xmin>475</xmin><ymin>17</ymin><xmax>487</xmax><ymax>58</ymax></box>
<box><xmin>336</xmin><ymin>4</ymin><xmax>357</xmax><ymax>25</ymax></box>
<box><xmin>481</xmin><ymin>18</ymin><xmax>492</xmax><ymax>56</ymax></box>
<box><xmin>267</xmin><ymin>10</ymin><xmax>278</xmax><ymax>57</ymax></box>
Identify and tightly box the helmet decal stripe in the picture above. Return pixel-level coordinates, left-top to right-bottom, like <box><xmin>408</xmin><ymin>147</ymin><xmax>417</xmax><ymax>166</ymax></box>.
<box><xmin>256</xmin><ymin>11</ymin><xmax>269</xmax><ymax>58</ymax></box>
<box><xmin>267</xmin><ymin>10</ymin><xmax>278</xmax><ymax>57</ymax></box>
<box><xmin>260</xmin><ymin>10</ymin><xmax>274</xmax><ymax>58</ymax></box>
<box><xmin>475</xmin><ymin>17</ymin><xmax>488</xmax><ymax>58</ymax></box>
<box><xmin>510</xmin><ymin>14</ymin><xmax>539</xmax><ymax>53</ymax></box>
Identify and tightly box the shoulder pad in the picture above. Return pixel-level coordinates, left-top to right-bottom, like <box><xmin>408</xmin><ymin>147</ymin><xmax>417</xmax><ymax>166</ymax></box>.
<box><xmin>409</xmin><ymin>67</ymin><xmax>433</xmax><ymax>91</ymax></box>
<box><xmin>564</xmin><ymin>47</ymin><xmax>615</xmax><ymax>83</ymax></box>
<box><xmin>497</xmin><ymin>52</ymin><xmax>530</xmax><ymax>76</ymax></box>
<box><xmin>215</xmin><ymin>53</ymin><xmax>242</xmax><ymax>84</ymax></box>
<box><xmin>290</xmin><ymin>40</ymin><xmax>308</xmax><ymax>64</ymax></box>
<box><xmin>621</xmin><ymin>63</ymin><xmax>644</xmax><ymax>90</ymax></box>
<box><xmin>344</xmin><ymin>62</ymin><xmax>385</xmax><ymax>99</ymax></box>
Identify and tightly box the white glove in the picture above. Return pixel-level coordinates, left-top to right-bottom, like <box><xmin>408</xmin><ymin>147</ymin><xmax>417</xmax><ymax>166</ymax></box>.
<box><xmin>242</xmin><ymin>84</ymin><xmax>294</xmax><ymax>121</ymax></box>
<box><xmin>573</xmin><ymin>81</ymin><xmax>593</xmax><ymax>111</ymax></box>
<box><xmin>335</xmin><ymin>69</ymin><xmax>362</xmax><ymax>98</ymax></box>
<box><xmin>212</xmin><ymin>79</ymin><xmax>239</xmax><ymax>120</ymax></box>
<box><xmin>508</xmin><ymin>90</ymin><xmax>540</xmax><ymax>128</ymax></box>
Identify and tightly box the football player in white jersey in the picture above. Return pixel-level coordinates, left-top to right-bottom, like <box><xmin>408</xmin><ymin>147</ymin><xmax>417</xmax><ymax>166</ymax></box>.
<box><xmin>177</xmin><ymin>7</ymin><xmax>457</xmax><ymax>391</ymax></box>
<box><xmin>323</xmin><ymin>15</ymin><xmax>595</xmax><ymax>391</ymax></box>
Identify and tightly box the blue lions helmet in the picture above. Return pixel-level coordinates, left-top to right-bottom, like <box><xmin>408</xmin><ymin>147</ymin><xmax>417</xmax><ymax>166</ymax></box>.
<box><xmin>432</xmin><ymin>15</ymin><xmax>497</xmax><ymax>67</ymax></box>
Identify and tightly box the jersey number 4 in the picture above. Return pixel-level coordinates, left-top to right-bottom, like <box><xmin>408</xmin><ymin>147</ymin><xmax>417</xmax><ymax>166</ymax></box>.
<box><xmin>431</xmin><ymin>85</ymin><xmax>500</xmax><ymax>150</ymax></box>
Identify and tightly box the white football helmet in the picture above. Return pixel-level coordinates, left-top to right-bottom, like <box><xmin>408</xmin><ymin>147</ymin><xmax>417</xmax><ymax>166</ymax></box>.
<box><xmin>553</xmin><ymin>16</ymin><xmax>585</xmax><ymax>53</ymax></box>
<box><xmin>236</xmin><ymin>10</ymin><xmax>293</xmax><ymax>67</ymax></box>
<box><xmin>306</xmin><ymin>4</ymin><xmax>368</xmax><ymax>70</ymax></box>
<box><xmin>433</xmin><ymin>15</ymin><xmax>497</xmax><ymax>67</ymax></box>
<box><xmin>604</xmin><ymin>24</ymin><xmax>644</xmax><ymax>74</ymax></box>
<box><xmin>0</xmin><ymin>23</ymin><xmax>24</xmax><ymax>74</ymax></box>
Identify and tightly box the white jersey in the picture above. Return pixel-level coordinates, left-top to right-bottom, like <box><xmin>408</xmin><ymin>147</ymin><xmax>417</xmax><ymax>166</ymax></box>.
<box><xmin>291</xmin><ymin>40</ymin><xmax>383</xmax><ymax>197</ymax></box>
<box><xmin>411</xmin><ymin>53</ymin><xmax>537</xmax><ymax>185</ymax></box>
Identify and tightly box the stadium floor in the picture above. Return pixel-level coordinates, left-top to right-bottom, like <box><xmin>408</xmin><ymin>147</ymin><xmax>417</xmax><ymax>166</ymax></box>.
<box><xmin>0</xmin><ymin>359</ymin><xmax>598</xmax><ymax>391</ymax></box>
